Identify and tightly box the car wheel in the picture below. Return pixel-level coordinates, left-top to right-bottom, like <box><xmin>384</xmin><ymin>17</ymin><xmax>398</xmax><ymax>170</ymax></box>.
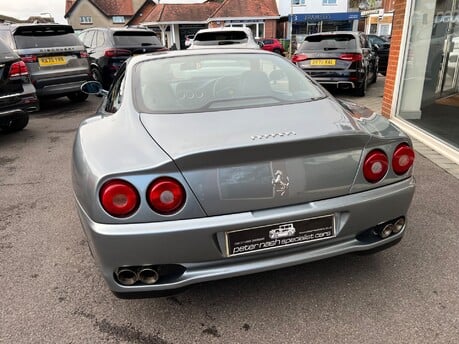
<box><xmin>354</xmin><ymin>79</ymin><xmax>367</xmax><ymax>97</ymax></box>
<box><xmin>273</xmin><ymin>48</ymin><xmax>282</xmax><ymax>55</ymax></box>
<box><xmin>380</xmin><ymin>71</ymin><xmax>386</xmax><ymax>76</ymax></box>
<box><xmin>371</xmin><ymin>68</ymin><xmax>378</xmax><ymax>84</ymax></box>
<box><xmin>67</xmin><ymin>91</ymin><xmax>89</xmax><ymax>102</ymax></box>
<box><xmin>0</xmin><ymin>113</ymin><xmax>29</xmax><ymax>132</ymax></box>
<box><xmin>91</xmin><ymin>67</ymin><xmax>102</xmax><ymax>83</ymax></box>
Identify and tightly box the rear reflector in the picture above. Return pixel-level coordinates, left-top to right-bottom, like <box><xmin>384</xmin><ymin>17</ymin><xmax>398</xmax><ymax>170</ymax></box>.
<box><xmin>8</xmin><ymin>61</ymin><xmax>29</xmax><ymax>78</ymax></box>
<box><xmin>392</xmin><ymin>143</ymin><xmax>415</xmax><ymax>175</ymax></box>
<box><xmin>363</xmin><ymin>150</ymin><xmax>388</xmax><ymax>183</ymax></box>
<box><xmin>292</xmin><ymin>53</ymin><xmax>308</xmax><ymax>63</ymax></box>
<box><xmin>100</xmin><ymin>179</ymin><xmax>139</xmax><ymax>217</ymax></box>
<box><xmin>147</xmin><ymin>177</ymin><xmax>185</xmax><ymax>215</ymax></box>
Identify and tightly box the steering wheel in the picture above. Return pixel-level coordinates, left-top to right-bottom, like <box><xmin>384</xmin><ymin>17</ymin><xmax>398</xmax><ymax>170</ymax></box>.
<box><xmin>213</xmin><ymin>76</ymin><xmax>241</xmax><ymax>99</ymax></box>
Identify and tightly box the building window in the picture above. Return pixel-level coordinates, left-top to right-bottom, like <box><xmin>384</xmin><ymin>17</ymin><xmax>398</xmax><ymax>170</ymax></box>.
<box><xmin>323</xmin><ymin>0</ymin><xmax>337</xmax><ymax>4</ymax></box>
<box><xmin>112</xmin><ymin>16</ymin><xmax>125</xmax><ymax>24</ymax></box>
<box><xmin>292</xmin><ymin>0</ymin><xmax>306</xmax><ymax>5</ymax></box>
<box><xmin>80</xmin><ymin>16</ymin><xmax>92</xmax><ymax>24</ymax></box>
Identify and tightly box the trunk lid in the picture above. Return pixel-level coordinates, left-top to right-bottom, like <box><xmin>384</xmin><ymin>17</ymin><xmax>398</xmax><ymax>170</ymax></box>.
<box><xmin>140</xmin><ymin>98</ymin><xmax>370</xmax><ymax>216</ymax></box>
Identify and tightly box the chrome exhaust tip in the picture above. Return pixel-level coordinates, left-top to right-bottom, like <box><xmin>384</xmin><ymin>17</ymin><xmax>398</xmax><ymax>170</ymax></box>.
<box><xmin>379</xmin><ymin>224</ymin><xmax>395</xmax><ymax>239</ymax></box>
<box><xmin>392</xmin><ymin>217</ymin><xmax>406</xmax><ymax>234</ymax></box>
<box><xmin>116</xmin><ymin>268</ymin><xmax>138</xmax><ymax>286</ymax></box>
<box><xmin>138</xmin><ymin>267</ymin><xmax>159</xmax><ymax>285</ymax></box>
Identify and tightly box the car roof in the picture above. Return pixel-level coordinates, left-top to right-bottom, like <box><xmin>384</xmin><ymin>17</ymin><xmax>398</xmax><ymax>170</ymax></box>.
<box><xmin>306</xmin><ymin>31</ymin><xmax>361</xmax><ymax>37</ymax></box>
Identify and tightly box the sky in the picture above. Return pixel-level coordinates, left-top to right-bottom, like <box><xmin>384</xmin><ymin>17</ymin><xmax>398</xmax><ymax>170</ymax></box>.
<box><xmin>0</xmin><ymin>0</ymin><xmax>208</xmax><ymax>24</ymax></box>
<box><xmin>0</xmin><ymin>0</ymin><xmax>67</xmax><ymax>24</ymax></box>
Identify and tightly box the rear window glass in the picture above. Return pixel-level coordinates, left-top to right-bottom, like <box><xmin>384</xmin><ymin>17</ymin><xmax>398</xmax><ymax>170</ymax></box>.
<box><xmin>13</xmin><ymin>26</ymin><xmax>82</xmax><ymax>49</ymax></box>
<box><xmin>193</xmin><ymin>31</ymin><xmax>248</xmax><ymax>45</ymax></box>
<box><xmin>134</xmin><ymin>53</ymin><xmax>325</xmax><ymax>114</ymax></box>
<box><xmin>113</xmin><ymin>31</ymin><xmax>162</xmax><ymax>47</ymax></box>
<box><xmin>0</xmin><ymin>38</ymin><xmax>13</xmax><ymax>54</ymax></box>
<box><xmin>299</xmin><ymin>34</ymin><xmax>356</xmax><ymax>51</ymax></box>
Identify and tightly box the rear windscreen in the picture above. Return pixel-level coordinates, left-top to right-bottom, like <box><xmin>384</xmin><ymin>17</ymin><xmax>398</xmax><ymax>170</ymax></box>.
<box><xmin>299</xmin><ymin>34</ymin><xmax>356</xmax><ymax>51</ymax></box>
<box><xmin>0</xmin><ymin>38</ymin><xmax>13</xmax><ymax>54</ymax></box>
<box><xmin>113</xmin><ymin>31</ymin><xmax>162</xmax><ymax>47</ymax></box>
<box><xmin>194</xmin><ymin>31</ymin><xmax>248</xmax><ymax>43</ymax></box>
<box><xmin>13</xmin><ymin>26</ymin><xmax>82</xmax><ymax>49</ymax></box>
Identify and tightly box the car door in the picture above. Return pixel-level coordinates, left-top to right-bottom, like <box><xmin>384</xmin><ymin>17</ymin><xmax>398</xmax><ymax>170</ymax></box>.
<box><xmin>360</xmin><ymin>34</ymin><xmax>376</xmax><ymax>82</ymax></box>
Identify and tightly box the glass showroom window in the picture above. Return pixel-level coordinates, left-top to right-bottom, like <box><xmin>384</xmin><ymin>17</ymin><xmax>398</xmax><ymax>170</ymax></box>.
<box><xmin>397</xmin><ymin>0</ymin><xmax>459</xmax><ymax>149</ymax></box>
<box><xmin>323</xmin><ymin>0</ymin><xmax>337</xmax><ymax>4</ymax></box>
<box><xmin>292</xmin><ymin>0</ymin><xmax>306</xmax><ymax>5</ymax></box>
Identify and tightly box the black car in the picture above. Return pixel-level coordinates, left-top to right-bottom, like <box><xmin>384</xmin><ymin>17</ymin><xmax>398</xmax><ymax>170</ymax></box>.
<box><xmin>0</xmin><ymin>23</ymin><xmax>92</xmax><ymax>103</ymax></box>
<box><xmin>368</xmin><ymin>34</ymin><xmax>390</xmax><ymax>76</ymax></box>
<box><xmin>78</xmin><ymin>27</ymin><xmax>166</xmax><ymax>90</ymax></box>
<box><xmin>292</xmin><ymin>31</ymin><xmax>378</xmax><ymax>96</ymax></box>
<box><xmin>0</xmin><ymin>37</ymin><xmax>38</xmax><ymax>132</ymax></box>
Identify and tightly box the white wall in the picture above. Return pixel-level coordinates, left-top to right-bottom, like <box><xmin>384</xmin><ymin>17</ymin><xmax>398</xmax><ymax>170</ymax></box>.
<box><xmin>276</xmin><ymin>0</ymin><xmax>348</xmax><ymax>16</ymax></box>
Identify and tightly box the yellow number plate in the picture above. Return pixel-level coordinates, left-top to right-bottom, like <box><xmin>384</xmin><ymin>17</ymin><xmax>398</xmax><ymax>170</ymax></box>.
<box><xmin>310</xmin><ymin>59</ymin><xmax>336</xmax><ymax>66</ymax></box>
<box><xmin>38</xmin><ymin>56</ymin><xmax>67</xmax><ymax>67</ymax></box>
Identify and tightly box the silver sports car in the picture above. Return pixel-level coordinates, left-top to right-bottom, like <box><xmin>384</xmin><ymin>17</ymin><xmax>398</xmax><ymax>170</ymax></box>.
<box><xmin>72</xmin><ymin>49</ymin><xmax>415</xmax><ymax>298</ymax></box>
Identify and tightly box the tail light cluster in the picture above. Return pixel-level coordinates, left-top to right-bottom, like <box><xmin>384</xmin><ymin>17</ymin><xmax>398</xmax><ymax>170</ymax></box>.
<box><xmin>291</xmin><ymin>53</ymin><xmax>308</xmax><ymax>63</ymax></box>
<box><xmin>8</xmin><ymin>61</ymin><xmax>29</xmax><ymax>79</ymax></box>
<box><xmin>104</xmin><ymin>48</ymin><xmax>132</xmax><ymax>58</ymax></box>
<box><xmin>339</xmin><ymin>53</ymin><xmax>363</xmax><ymax>62</ymax></box>
<box><xmin>363</xmin><ymin>143</ymin><xmax>415</xmax><ymax>183</ymax></box>
<box><xmin>99</xmin><ymin>177</ymin><xmax>186</xmax><ymax>218</ymax></box>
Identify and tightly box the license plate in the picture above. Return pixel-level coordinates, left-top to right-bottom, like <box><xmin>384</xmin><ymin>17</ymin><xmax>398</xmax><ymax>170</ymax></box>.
<box><xmin>311</xmin><ymin>59</ymin><xmax>336</xmax><ymax>66</ymax></box>
<box><xmin>38</xmin><ymin>56</ymin><xmax>66</xmax><ymax>67</ymax></box>
<box><xmin>225</xmin><ymin>214</ymin><xmax>335</xmax><ymax>256</ymax></box>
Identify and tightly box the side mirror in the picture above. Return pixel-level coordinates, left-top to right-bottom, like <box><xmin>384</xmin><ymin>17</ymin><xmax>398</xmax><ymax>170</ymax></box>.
<box><xmin>257</xmin><ymin>41</ymin><xmax>264</xmax><ymax>48</ymax></box>
<box><xmin>81</xmin><ymin>81</ymin><xmax>108</xmax><ymax>97</ymax></box>
<box><xmin>372</xmin><ymin>43</ymin><xmax>380</xmax><ymax>52</ymax></box>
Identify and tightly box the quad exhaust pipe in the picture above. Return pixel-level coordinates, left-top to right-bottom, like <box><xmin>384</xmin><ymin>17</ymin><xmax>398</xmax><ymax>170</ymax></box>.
<box><xmin>376</xmin><ymin>217</ymin><xmax>406</xmax><ymax>239</ymax></box>
<box><xmin>116</xmin><ymin>266</ymin><xmax>159</xmax><ymax>286</ymax></box>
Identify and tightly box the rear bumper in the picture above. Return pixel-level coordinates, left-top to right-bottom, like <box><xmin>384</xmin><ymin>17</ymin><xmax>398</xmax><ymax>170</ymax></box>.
<box><xmin>302</xmin><ymin>69</ymin><xmax>365</xmax><ymax>89</ymax></box>
<box><xmin>76</xmin><ymin>177</ymin><xmax>415</xmax><ymax>294</ymax></box>
<box><xmin>0</xmin><ymin>85</ymin><xmax>39</xmax><ymax>120</ymax></box>
<box><xmin>33</xmin><ymin>73</ymin><xmax>92</xmax><ymax>97</ymax></box>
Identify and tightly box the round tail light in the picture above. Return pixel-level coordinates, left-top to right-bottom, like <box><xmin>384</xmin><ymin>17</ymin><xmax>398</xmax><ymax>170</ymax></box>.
<box><xmin>99</xmin><ymin>179</ymin><xmax>139</xmax><ymax>217</ymax></box>
<box><xmin>392</xmin><ymin>143</ymin><xmax>415</xmax><ymax>175</ymax></box>
<box><xmin>147</xmin><ymin>177</ymin><xmax>185</xmax><ymax>214</ymax></box>
<box><xmin>363</xmin><ymin>150</ymin><xmax>388</xmax><ymax>183</ymax></box>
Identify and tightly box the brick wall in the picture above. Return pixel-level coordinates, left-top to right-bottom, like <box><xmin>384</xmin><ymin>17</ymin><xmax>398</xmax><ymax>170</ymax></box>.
<box><xmin>381</xmin><ymin>0</ymin><xmax>406</xmax><ymax>118</ymax></box>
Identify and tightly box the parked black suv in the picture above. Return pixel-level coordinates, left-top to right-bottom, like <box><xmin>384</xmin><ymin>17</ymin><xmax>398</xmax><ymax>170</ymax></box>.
<box><xmin>368</xmin><ymin>34</ymin><xmax>390</xmax><ymax>76</ymax></box>
<box><xmin>0</xmin><ymin>37</ymin><xmax>38</xmax><ymax>132</ymax></box>
<box><xmin>292</xmin><ymin>31</ymin><xmax>378</xmax><ymax>96</ymax></box>
<box><xmin>78</xmin><ymin>27</ymin><xmax>166</xmax><ymax>90</ymax></box>
<box><xmin>0</xmin><ymin>23</ymin><xmax>92</xmax><ymax>103</ymax></box>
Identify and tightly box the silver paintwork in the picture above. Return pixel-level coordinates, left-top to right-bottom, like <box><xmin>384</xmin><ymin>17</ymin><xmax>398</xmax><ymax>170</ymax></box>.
<box><xmin>72</xmin><ymin>49</ymin><xmax>415</xmax><ymax>295</ymax></box>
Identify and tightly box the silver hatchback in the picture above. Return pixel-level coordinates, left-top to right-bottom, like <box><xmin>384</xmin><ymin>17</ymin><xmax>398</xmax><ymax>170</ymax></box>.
<box><xmin>0</xmin><ymin>23</ymin><xmax>92</xmax><ymax>102</ymax></box>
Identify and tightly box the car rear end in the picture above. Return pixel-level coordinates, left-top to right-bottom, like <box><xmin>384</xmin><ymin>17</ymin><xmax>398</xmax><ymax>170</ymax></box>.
<box><xmin>11</xmin><ymin>24</ymin><xmax>91</xmax><ymax>98</ymax></box>
<box><xmin>0</xmin><ymin>38</ymin><xmax>38</xmax><ymax>132</ymax></box>
<box><xmin>292</xmin><ymin>33</ymin><xmax>365</xmax><ymax>90</ymax></box>
<box><xmin>101</xmin><ymin>29</ymin><xmax>166</xmax><ymax>88</ymax></box>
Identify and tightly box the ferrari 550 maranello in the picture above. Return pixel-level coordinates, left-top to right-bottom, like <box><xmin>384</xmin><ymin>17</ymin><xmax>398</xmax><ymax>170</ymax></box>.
<box><xmin>72</xmin><ymin>49</ymin><xmax>415</xmax><ymax>297</ymax></box>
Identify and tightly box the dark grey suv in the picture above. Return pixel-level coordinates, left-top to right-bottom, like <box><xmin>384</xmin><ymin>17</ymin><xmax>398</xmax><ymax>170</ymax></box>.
<box><xmin>78</xmin><ymin>27</ymin><xmax>166</xmax><ymax>90</ymax></box>
<box><xmin>0</xmin><ymin>37</ymin><xmax>38</xmax><ymax>132</ymax></box>
<box><xmin>292</xmin><ymin>31</ymin><xmax>378</xmax><ymax>96</ymax></box>
<box><xmin>0</xmin><ymin>23</ymin><xmax>92</xmax><ymax>102</ymax></box>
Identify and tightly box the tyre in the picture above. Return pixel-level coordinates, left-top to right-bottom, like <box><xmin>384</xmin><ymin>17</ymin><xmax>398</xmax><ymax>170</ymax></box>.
<box><xmin>354</xmin><ymin>79</ymin><xmax>366</xmax><ymax>97</ymax></box>
<box><xmin>91</xmin><ymin>67</ymin><xmax>102</xmax><ymax>83</ymax></box>
<box><xmin>273</xmin><ymin>48</ymin><xmax>282</xmax><ymax>55</ymax></box>
<box><xmin>67</xmin><ymin>91</ymin><xmax>89</xmax><ymax>102</ymax></box>
<box><xmin>371</xmin><ymin>68</ymin><xmax>378</xmax><ymax>84</ymax></box>
<box><xmin>0</xmin><ymin>113</ymin><xmax>29</xmax><ymax>132</ymax></box>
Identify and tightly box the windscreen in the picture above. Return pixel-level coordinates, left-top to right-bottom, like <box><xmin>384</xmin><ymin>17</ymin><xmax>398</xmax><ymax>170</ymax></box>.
<box><xmin>134</xmin><ymin>53</ymin><xmax>325</xmax><ymax>114</ymax></box>
<box><xmin>113</xmin><ymin>31</ymin><xmax>162</xmax><ymax>47</ymax></box>
<box><xmin>299</xmin><ymin>34</ymin><xmax>356</xmax><ymax>51</ymax></box>
<box><xmin>13</xmin><ymin>25</ymin><xmax>82</xmax><ymax>49</ymax></box>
